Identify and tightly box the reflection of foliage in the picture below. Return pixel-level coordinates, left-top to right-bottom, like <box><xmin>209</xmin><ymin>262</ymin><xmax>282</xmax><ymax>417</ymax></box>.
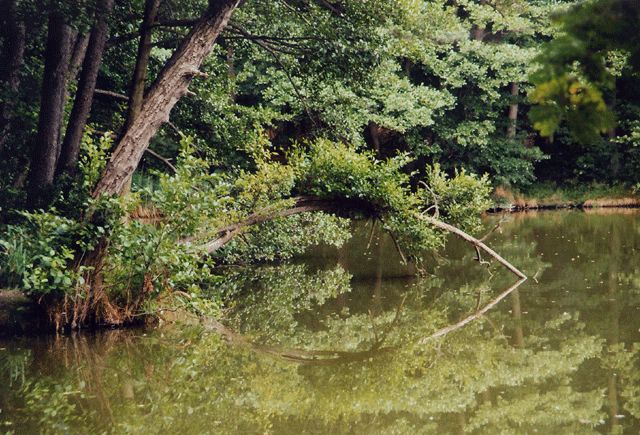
<box><xmin>217</xmin><ymin>213</ymin><xmax>351</xmax><ymax>264</ymax></box>
<box><xmin>217</xmin><ymin>264</ymin><xmax>353</xmax><ymax>343</ymax></box>
<box><xmin>4</xmin><ymin>212</ymin><xmax>640</xmax><ymax>432</ymax></box>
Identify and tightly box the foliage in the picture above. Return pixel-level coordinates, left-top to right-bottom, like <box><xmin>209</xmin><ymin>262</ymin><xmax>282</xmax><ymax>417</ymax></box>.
<box><xmin>0</xmin><ymin>212</ymin><xmax>87</xmax><ymax>295</ymax></box>
<box><xmin>8</xmin><ymin>209</ymin><xmax>640</xmax><ymax>432</ymax></box>
<box><xmin>218</xmin><ymin>213</ymin><xmax>351</xmax><ymax>264</ymax></box>
<box><xmin>530</xmin><ymin>73</ymin><xmax>615</xmax><ymax>143</ymax></box>
<box><xmin>2</xmin><ymin>0</ymin><xmax>638</xmax><ymax>327</ymax></box>
<box><xmin>530</xmin><ymin>0</ymin><xmax>640</xmax><ymax>141</ymax></box>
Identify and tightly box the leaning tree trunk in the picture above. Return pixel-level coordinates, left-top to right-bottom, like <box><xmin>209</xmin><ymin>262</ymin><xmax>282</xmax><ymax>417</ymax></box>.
<box><xmin>58</xmin><ymin>0</ymin><xmax>115</xmax><ymax>176</ymax></box>
<box><xmin>0</xmin><ymin>0</ymin><xmax>25</xmax><ymax>151</ymax></box>
<box><xmin>93</xmin><ymin>0</ymin><xmax>241</xmax><ymax>197</ymax></box>
<box><xmin>61</xmin><ymin>32</ymin><xmax>91</xmax><ymax>111</ymax></box>
<box><xmin>68</xmin><ymin>33</ymin><xmax>91</xmax><ymax>84</ymax></box>
<box><xmin>62</xmin><ymin>0</ymin><xmax>241</xmax><ymax>329</ymax></box>
<box><xmin>28</xmin><ymin>10</ymin><xmax>74</xmax><ymax>202</ymax></box>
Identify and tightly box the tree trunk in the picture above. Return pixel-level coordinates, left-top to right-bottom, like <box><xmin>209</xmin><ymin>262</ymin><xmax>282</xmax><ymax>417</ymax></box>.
<box><xmin>58</xmin><ymin>0</ymin><xmax>114</xmax><ymax>176</ymax></box>
<box><xmin>506</xmin><ymin>82</ymin><xmax>519</xmax><ymax>139</ymax></box>
<box><xmin>226</xmin><ymin>43</ymin><xmax>236</xmax><ymax>102</ymax></box>
<box><xmin>59</xmin><ymin>32</ymin><xmax>91</xmax><ymax>120</ymax></box>
<box><xmin>68</xmin><ymin>33</ymin><xmax>91</xmax><ymax>83</ymax></box>
<box><xmin>28</xmin><ymin>10</ymin><xmax>74</xmax><ymax>202</ymax></box>
<box><xmin>120</xmin><ymin>0</ymin><xmax>161</xmax><ymax>194</ymax></box>
<box><xmin>93</xmin><ymin>0</ymin><xmax>241</xmax><ymax>197</ymax></box>
<box><xmin>368</xmin><ymin>122</ymin><xmax>381</xmax><ymax>156</ymax></box>
<box><xmin>471</xmin><ymin>26</ymin><xmax>486</xmax><ymax>41</ymax></box>
<box><xmin>0</xmin><ymin>0</ymin><xmax>26</xmax><ymax>150</ymax></box>
<box><xmin>124</xmin><ymin>0</ymin><xmax>160</xmax><ymax>130</ymax></box>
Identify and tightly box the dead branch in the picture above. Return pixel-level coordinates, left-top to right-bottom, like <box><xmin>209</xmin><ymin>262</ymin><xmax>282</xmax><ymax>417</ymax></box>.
<box><xmin>228</xmin><ymin>23</ymin><xmax>318</xmax><ymax>126</ymax></box>
<box><xmin>421</xmin><ymin>216</ymin><xmax>526</xmax><ymax>280</ymax></box>
<box><xmin>94</xmin><ymin>89</ymin><xmax>129</xmax><ymax>101</ymax></box>
<box><xmin>478</xmin><ymin>214</ymin><xmax>508</xmax><ymax>242</ymax></box>
<box><xmin>144</xmin><ymin>148</ymin><xmax>176</xmax><ymax>172</ymax></box>
<box><xmin>419</xmin><ymin>180</ymin><xmax>439</xmax><ymax>219</ymax></box>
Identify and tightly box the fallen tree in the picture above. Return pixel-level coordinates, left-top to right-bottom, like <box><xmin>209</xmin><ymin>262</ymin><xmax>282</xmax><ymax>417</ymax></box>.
<box><xmin>189</xmin><ymin>195</ymin><xmax>527</xmax><ymax>281</ymax></box>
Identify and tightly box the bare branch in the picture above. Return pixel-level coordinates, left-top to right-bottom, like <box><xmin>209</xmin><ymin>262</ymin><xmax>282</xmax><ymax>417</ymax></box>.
<box><xmin>144</xmin><ymin>148</ymin><xmax>176</xmax><ymax>172</ymax></box>
<box><xmin>94</xmin><ymin>89</ymin><xmax>129</xmax><ymax>101</ymax></box>
<box><xmin>228</xmin><ymin>23</ymin><xmax>318</xmax><ymax>127</ymax></box>
<box><xmin>422</xmin><ymin>216</ymin><xmax>526</xmax><ymax>280</ymax></box>
<box><xmin>478</xmin><ymin>214</ymin><xmax>508</xmax><ymax>242</ymax></box>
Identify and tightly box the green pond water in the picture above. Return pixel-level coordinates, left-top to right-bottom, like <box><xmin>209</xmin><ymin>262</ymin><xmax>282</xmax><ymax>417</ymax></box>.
<box><xmin>2</xmin><ymin>210</ymin><xmax>640</xmax><ymax>434</ymax></box>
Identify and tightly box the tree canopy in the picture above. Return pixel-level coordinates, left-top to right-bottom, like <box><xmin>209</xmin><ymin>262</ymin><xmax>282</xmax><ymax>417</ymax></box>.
<box><xmin>0</xmin><ymin>0</ymin><xmax>639</xmax><ymax>327</ymax></box>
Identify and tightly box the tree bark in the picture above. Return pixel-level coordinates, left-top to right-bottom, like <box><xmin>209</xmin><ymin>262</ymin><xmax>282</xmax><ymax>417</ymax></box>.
<box><xmin>93</xmin><ymin>0</ymin><xmax>241</xmax><ymax>197</ymax></box>
<box><xmin>368</xmin><ymin>122</ymin><xmax>381</xmax><ymax>156</ymax></box>
<box><xmin>120</xmin><ymin>0</ymin><xmax>161</xmax><ymax>194</ymax></box>
<box><xmin>124</xmin><ymin>0</ymin><xmax>160</xmax><ymax>130</ymax></box>
<box><xmin>0</xmin><ymin>0</ymin><xmax>26</xmax><ymax>150</ymax></box>
<box><xmin>58</xmin><ymin>0</ymin><xmax>115</xmax><ymax>176</ymax></box>
<box><xmin>506</xmin><ymin>82</ymin><xmax>519</xmax><ymax>139</ymax></box>
<box><xmin>59</xmin><ymin>32</ymin><xmax>91</xmax><ymax>121</ymax></box>
<box><xmin>68</xmin><ymin>33</ymin><xmax>91</xmax><ymax>83</ymax></box>
<box><xmin>28</xmin><ymin>10</ymin><xmax>74</xmax><ymax>201</ymax></box>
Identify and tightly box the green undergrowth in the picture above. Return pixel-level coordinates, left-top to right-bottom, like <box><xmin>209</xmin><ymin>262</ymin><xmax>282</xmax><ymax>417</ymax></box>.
<box><xmin>0</xmin><ymin>134</ymin><xmax>491</xmax><ymax>328</ymax></box>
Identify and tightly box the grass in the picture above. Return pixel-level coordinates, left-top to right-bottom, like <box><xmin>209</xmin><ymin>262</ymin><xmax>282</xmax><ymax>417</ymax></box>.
<box><xmin>493</xmin><ymin>182</ymin><xmax>637</xmax><ymax>209</ymax></box>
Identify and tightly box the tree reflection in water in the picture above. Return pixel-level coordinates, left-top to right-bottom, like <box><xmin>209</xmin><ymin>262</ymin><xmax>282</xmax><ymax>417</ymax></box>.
<box><xmin>2</xmin><ymin>211</ymin><xmax>640</xmax><ymax>434</ymax></box>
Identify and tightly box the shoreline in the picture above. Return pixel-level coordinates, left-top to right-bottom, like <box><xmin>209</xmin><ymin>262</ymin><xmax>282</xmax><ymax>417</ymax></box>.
<box><xmin>490</xmin><ymin>187</ymin><xmax>640</xmax><ymax>212</ymax></box>
<box><xmin>489</xmin><ymin>200</ymin><xmax>640</xmax><ymax>212</ymax></box>
<box><xmin>4</xmin><ymin>201</ymin><xmax>640</xmax><ymax>334</ymax></box>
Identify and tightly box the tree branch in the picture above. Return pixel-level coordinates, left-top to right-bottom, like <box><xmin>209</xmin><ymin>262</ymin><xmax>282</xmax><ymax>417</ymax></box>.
<box><xmin>144</xmin><ymin>148</ymin><xmax>176</xmax><ymax>172</ymax></box>
<box><xmin>421</xmin><ymin>216</ymin><xmax>526</xmax><ymax>280</ymax></box>
<box><xmin>186</xmin><ymin>195</ymin><xmax>527</xmax><ymax>281</ymax></box>
<box><xmin>94</xmin><ymin>89</ymin><xmax>129</xmax><ymax>101</ymax></box>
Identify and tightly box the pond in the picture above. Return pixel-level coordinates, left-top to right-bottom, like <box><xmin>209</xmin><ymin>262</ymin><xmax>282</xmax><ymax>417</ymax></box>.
<box><xmin>2</xmin><ymin>210</ymin><xmax>640</xmax><ymax>433</ymax></box>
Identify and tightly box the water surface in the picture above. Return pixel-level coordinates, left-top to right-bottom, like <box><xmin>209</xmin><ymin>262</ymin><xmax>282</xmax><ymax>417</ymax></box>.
<box><xmin>2</xmin><ymin>210</ymin><xmax>640</xmax><ymax>433</ymax></box>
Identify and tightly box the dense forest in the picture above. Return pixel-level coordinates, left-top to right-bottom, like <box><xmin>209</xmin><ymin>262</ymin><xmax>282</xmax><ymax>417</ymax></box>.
<box><xmin>0</xmin><ymin>0</ymin><xmax>638</xmax><ymax>329</ymax></box>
